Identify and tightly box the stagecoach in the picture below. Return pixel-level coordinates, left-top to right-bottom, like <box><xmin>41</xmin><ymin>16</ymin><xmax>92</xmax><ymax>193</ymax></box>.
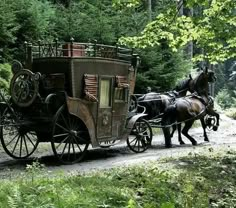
<box><xmin>0</xmin><ymin>40</ymin><xmax>152</xmax><ymax>164</ymax></box>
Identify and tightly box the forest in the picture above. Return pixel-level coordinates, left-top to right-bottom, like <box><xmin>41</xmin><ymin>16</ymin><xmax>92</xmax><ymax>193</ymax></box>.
<box><xmin>0</xmin><ymin>0</ymin><xmax>236</xmax><ymax>109</ymax></box>
<box><xmin>0</xmin><ymin>1</ymin><xmax>236</xmax><ymax>207</ymax></box>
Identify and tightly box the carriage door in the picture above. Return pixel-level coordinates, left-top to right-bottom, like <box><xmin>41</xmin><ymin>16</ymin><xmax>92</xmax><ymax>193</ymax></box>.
<box><xmin>97</xmin><ymin>76</ymin><xmax>113</xmax><ymax>139</ymax></box>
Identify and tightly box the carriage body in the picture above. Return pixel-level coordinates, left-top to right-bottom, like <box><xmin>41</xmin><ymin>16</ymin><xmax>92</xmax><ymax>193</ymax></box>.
<box><xmin>29</xmin><ymin>43</ymin><xmax>137</xmax><ymax>147</ymax></box>
<box><xmin>0</xmin><ymin>41</ymin><xmax>152</xmax><ymax>163</ymax></box>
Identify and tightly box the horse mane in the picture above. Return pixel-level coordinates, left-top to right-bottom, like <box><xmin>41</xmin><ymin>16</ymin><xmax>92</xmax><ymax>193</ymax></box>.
<box><xmin>174</xmin><ymin>77</ymin><xmax>191</xmax><ymax>92</ymax></box>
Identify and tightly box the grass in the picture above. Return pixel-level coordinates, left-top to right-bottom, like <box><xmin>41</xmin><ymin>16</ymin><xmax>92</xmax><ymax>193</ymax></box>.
<box><xmin>225</xmin><ymin>107</ymin><xmax>236</xmax><ymax>120</ymax></box>
<box><xmin>0</xmin><ymin>147</ymin><xmax>236</xmax><ymax>207</ymax></box>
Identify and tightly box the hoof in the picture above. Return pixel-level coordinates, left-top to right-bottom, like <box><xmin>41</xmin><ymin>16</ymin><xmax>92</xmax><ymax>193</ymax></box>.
<box><xmin>192</xmin><ymin>141</ymin><xmax>197</xmax><ymax>146</ymax></box>
<box><xmin>204</xmin><ymin>138</ymin><xmax>209</xmax><ymax>142</ymax></box>
<box><xmin>179</xmin><ymin>141</ymin><xmax>185</xmax><ymax>145</ymax></box>
<box><xmin>213</xmin><ymin>126</ymin><xmax>218</xmax><ymax>131</ymax></box>
<box><xmin>165</xmin><ymin>144</ymin><xmax>172</xmax><ymax>148</ymax></box>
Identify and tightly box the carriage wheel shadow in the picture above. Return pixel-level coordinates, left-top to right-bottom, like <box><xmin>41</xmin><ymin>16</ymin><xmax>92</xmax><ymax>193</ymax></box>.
<box><xmin>0</xmin><ymin>139</ymin><xmax>214</xmax><ymax>171</ymax></box>
<box><xmin>0</xmin><ymin>144</ymin><xmax>134</xmax><ymax>168</ymax></box>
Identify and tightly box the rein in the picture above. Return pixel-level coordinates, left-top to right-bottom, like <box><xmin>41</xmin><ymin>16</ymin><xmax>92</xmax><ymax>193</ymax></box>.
<box><xmin>149</xmin><ymin>107</ymin><xmax>207</xmax><ymax>128</ymax></box>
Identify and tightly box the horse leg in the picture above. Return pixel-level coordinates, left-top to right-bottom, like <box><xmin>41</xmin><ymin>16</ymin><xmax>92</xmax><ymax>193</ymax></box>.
<box><xmin>170</xmin><ymin>125</ymin><xmax>176</xmax><ymax>138</ymax></box>
<box><xmin>177</xmin><ymin>124</ymin><xmax>185</xmax><ymax>145</ymax></box>
<box><xmin>162</xmin><ymin>127</ymin><xmax>172</xmax><ymax>148</ymax></box>
<box><xmin>182</xmin><ymin>120</ymin><xmax>197</xmax><ymax>145</ymax></box>
<box><xmin>200</xmin><ymin>117</ymin><xmax>209</xmax><ymax>142</ymax></box>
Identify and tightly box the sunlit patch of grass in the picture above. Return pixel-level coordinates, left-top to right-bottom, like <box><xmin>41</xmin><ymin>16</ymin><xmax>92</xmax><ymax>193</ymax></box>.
<box><xmin>0</xmin><ymin>149</ymin><xmax>236</xmax><ymax>207</ymax></box>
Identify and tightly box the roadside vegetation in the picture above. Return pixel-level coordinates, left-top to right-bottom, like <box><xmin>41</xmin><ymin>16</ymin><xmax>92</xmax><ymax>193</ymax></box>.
<box><xmin>0</xmin><ymin>148</ymin><xmax>236</xmax><ymax>208</ymax></box>
<box><xmin>215</xmin><ymin>88</ymin><xmax>236</xmax><ymax>119</ymax></box>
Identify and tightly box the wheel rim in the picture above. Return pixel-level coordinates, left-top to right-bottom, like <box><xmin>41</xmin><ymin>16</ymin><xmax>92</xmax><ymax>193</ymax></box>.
<box><xmin>127</xmin><ymin>118</ymin><xmax>152</xmax><ymax>153</ymax></box>
<box><xmin>0</xmin><ymin>108</ymin><xmax>39</xmax><ymax>159</ymax></box>
<box><xmin>51</xmin><ymin>105</ymin><xmax>90</xmax><ymax>164</ymax></box>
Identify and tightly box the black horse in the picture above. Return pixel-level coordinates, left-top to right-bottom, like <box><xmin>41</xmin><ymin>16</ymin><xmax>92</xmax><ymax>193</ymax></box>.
<box><xmin>161</xmin><ymin>68</ymin><xmax>219</xmax><ymax>147</ymax></box>
<box><xmin>137</xmin><ymin>74</ymin><xmax>193</xmax><ymax>120</ymax></box>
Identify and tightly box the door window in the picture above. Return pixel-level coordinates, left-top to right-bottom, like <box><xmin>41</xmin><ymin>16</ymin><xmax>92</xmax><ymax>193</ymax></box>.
<box><xmin>100</xmin><ymin>79</ymin><xmax>111</xmax><ymax>107</ymax></box>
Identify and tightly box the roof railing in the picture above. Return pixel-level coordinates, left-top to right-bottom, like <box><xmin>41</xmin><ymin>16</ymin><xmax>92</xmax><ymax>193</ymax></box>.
<box><xmin>26</xmin><ymin>38</ymin><xmax>134</xmax><ymax>62</ymax></box>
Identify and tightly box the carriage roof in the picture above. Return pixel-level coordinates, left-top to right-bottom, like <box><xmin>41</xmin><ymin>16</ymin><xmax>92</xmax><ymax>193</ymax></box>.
<box><xmin>23</xmin><ymin>40</ymin><xmax>139</xmax><ymax>98</ymax></box>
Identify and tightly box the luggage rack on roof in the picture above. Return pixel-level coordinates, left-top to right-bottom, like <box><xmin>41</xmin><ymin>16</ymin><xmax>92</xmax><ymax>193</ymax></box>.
<box><xmin>25</xmin><ymin>39</ymin><xmax>134</xmax><ymax>62</ymax></box>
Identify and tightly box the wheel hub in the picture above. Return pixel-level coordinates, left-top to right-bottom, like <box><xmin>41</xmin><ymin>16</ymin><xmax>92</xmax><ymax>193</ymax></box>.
<box><xmin>18</xmin><ymin>126</ymin><xmax>28</xmax><ymax>136</ymax></box>
<box><xmin>70</xmin><ymin>130</ymin><xmax>78</xmax><ymax>136</ymax></box>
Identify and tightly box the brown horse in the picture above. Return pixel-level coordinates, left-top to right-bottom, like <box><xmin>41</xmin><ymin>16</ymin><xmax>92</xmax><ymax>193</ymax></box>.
<box><xmin>161</xmin><ymin>68</ymin><xmax>219</xmax><ymax>147</ymax></box>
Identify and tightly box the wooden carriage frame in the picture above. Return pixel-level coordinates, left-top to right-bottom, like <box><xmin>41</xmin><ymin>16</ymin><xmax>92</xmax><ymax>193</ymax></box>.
<box><xmin>0</xmin><ymin>39</ymin><xmax>153</xmax><ymax>164</ymax></box>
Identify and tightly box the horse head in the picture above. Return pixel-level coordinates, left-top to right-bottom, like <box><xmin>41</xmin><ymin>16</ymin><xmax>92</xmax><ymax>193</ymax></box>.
<box><xmin>191</xmin><ymin>67</ymin><xmax>216</xmax><ymax>96</ymax></box>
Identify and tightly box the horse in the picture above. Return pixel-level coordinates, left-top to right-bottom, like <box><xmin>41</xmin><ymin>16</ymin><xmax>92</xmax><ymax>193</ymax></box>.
<box><xmin>137</xmin><ymin>68</ymin><xmax>218</xmax><ymax>145</ymax></box>
<box><xmin>161</xmin><ymin>94</ymin><xmax>219</xmax><ymax>147</ymax></box>
<box><xmin>161</xmin><ymin>68</ymin><xmax>220</xmax><ymax>147</ymax></box>
<box><xmin>137</xmin><ymin>74</ymin><xmax>193</xmax><ymax>121</ymax></box>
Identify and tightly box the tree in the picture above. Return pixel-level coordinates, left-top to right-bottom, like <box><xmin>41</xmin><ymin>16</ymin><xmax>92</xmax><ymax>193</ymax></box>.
<box><xmin>0</xmin><ymin>1</ymin><xmax>19</xmax><ymax>62</ymax></box>
<box><xmin>135</xmin><ymin>45</ymin><xmax>192</xmax><ymax>93</ymax></box>
<box><xmin>119</xmin><ymin>0</ymin><xmax>236</xmax><ymax>64</ymax></box>
<box><xmin>0</xmin><ymin>63</ymin><xmax>12</xmax><ymax>91</ymax></box>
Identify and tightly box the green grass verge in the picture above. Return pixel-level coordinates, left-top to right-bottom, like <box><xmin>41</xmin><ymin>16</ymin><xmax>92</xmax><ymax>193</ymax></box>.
<box><xmin>0</xmin><ymin>148</ymin><xmax>236</xmax><ymax>208</ymax></box>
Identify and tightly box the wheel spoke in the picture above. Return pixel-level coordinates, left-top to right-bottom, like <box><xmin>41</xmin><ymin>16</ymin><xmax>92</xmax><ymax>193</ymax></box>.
<box><xmin>25</xmin><ymin>134</ymin><xmax>37</xmax><ymax>149</ymax></box>
<box><xmin>73</xmin><ymin>136</ymin><xmax>83</xmax><ymax>152</ymax></box>
<box><xmin>71</xmin><ymin>142</ymin><xmax>76</xmax><ymax>159</ymax></box>
<box><xmin>74</xmin><ymin>134</ymin><xmax>88</xmax><ymax>144</ymax></box>
<box><xmin>19</xmin><ymin>135</ymin><xmax>23</xmax><ymax>157</ymax></box>
<box><xmin>5</xmin><ymin>134</ymin><xmax>18</xmax><ymax>147</ymax></box>
<box><xmin>129</xmin><ymin>136</ymin><xmax>137</xmax><ymax>145</ymax></box>
<box><xmin>133</xmin><ymin>138</ymin><xmax>138</xmax><ymax>147</ymax></box>
<box><xmin>1</xmin><ymin>107</ymin><xmax>38</xmax><ymax>159</ymax></box>
<box><xmin>11</xmin><ymin>135</ymin><xmax>20</xmax><ymax>155</ymax></box>
<box><xmin>60</xmin><ymin>142</ymin><xmax>68</xmax><ymax>159</ymax></box>
<box><xmin>60</xmin><ymin>113</ymin><xmax>70</xmax><ymax>130</ymax></box>
<box><xmin>56</xmin><ymin>135</ymin><xmax>69</xmax><ymax>149</ymax></box>
<box><xmin>53</xmin><ymin>133</ymin><xmax>69</xmax><ymax>138</ymax></box>
<box><xmin>67</xmin><ymin>139</ymin><xmax>71</xmax><ymax>160</ymax></box>
<box><xmin>55</xmin><ymin>122</ymin><xmax>70</xmax><ymax>133</ymax></box>
<box><xmin>127</xmin><ymin>119</ymin><xmax>152</xmax><ymax>153</ymax></box>
<box><xmin>139</xmin><ymin>139</ymin><xmax>142</xmax><ymax>151</ymax></box>
<box><xmin>52</xmin><ymin>105</ymin><xmax>89</xmax><ymax>163</ymax></box>
<box><xmin>23</xmin><ymin>135</ymin><xmax>29</xmax><ymax>156</ymax></box>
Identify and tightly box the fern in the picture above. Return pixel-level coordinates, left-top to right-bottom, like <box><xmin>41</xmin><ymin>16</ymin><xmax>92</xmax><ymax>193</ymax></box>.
<box><xmin>7</xmin><ymin>186</ymin><xmax>22</xmax><ymax>208</ymax></box>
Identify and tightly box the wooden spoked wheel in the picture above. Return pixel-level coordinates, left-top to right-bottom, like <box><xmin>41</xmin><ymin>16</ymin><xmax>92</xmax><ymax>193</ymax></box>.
<box><xmin>51</xmin><ymin>105</ymin><xmax>90</xmax><ymax>164</ymax></box>
<box><xmin>0</xmin><ymin>107</ymin><xmax>39</xmax><ymax>159</ymax></box>
<box><xmin>127</xmin><ymin>118</ymin><xmax>152</xmax><ymax>153</ymax></box>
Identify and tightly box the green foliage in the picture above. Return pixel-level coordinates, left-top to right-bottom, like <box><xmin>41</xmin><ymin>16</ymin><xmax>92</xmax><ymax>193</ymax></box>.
<box><xmin>119</xmin><ymin>0</ymin><xmax>236</xmax><ymax>64</ymax></box>
<box><xmin>135</xmin><ymin>46</ymin><xmax>192</xmax><ymax>93</ymax></box>
<box><xmin>0</xmin><ymin>0</ymin><xmax>19</xmax><ymax>62</ymax></box>
<box><xmin>225</xmin><ymin>108</ymin><xmax>236</xmax><ymax>120</ymax></box>
<box><xmin>0</xmin><ymin>63</ymin><xmax>12</xmax><ymax>91</ymax></box>
<box><xmin>216</xmin><ymin>88</ymin><xmax>236</xmax><ymax>109</ymax></box>
<box><xmin>26</xmin><ymin>161</ymin><xmax>46</xmax><ymax>182</ymax></box>
<box><xmin>0</xmin><ymin>149</ymin><xmax>236</xmax><ymax>207</ymax></box>
<box><xmin>112</xmin><ymin>0</ymin><xmax>141</xmax><ymax>8</ymax></box>
<box><xmin>0</xmin><ymin>0</ymin><xmax>196</xmax><ymax>92</ymax></box>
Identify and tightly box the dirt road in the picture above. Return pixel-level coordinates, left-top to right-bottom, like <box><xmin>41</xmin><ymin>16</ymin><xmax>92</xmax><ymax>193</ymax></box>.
<box><xmin>0</xmin><ymin>114</ymin><xmax>235</xmax><ymax>177</ymax></box>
